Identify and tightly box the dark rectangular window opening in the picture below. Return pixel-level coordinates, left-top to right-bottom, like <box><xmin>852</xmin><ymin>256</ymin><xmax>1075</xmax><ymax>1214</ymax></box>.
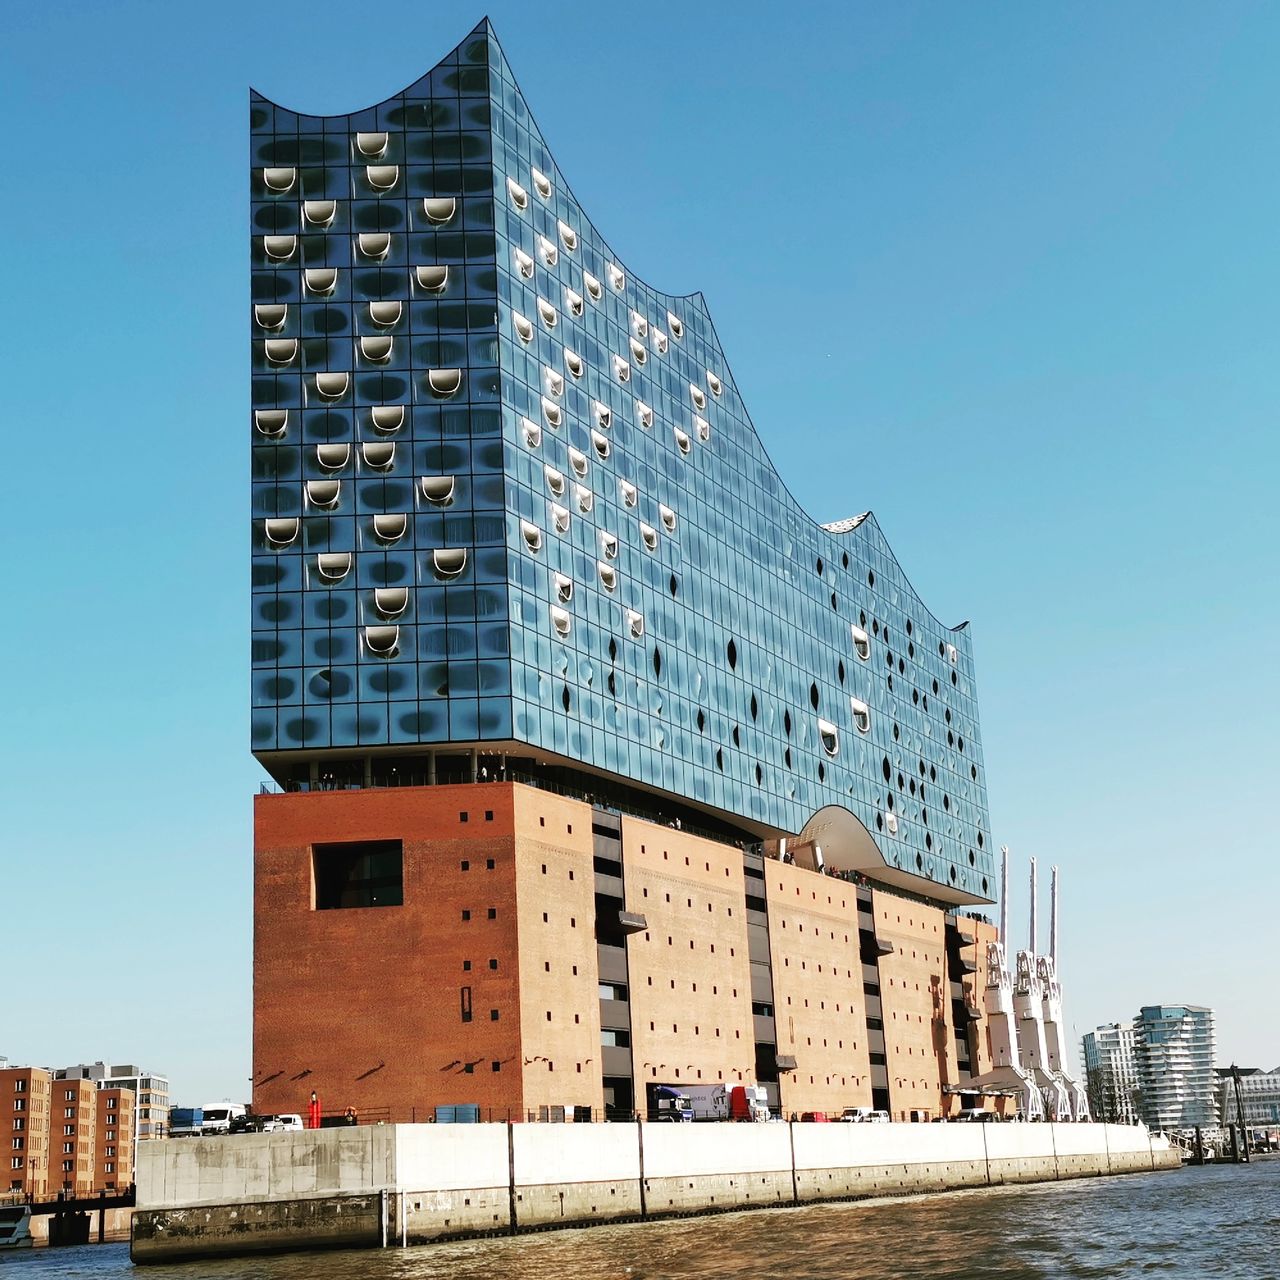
<box><xmin>460</xmin><ymin>812</ymin><xmax>469</xmax><ymax>823</ymax></box>
<box><xmin>313</xmin><ymin>840</ymin><xmax>403</xmax><ymax>910</ymax></box>
<box><xmin>460</xmin><ymin>987</ymin><xmax>473</xmax><ymax>1023</ymax></box>
<box><xmin>485</xmin><ymin>811</ymin><xmax>494</xmax><ymax>822</ymax></box>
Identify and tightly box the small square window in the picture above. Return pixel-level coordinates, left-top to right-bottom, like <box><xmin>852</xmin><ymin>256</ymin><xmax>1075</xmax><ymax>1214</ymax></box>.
<box><xmin>460</xmin><ymin>812</ymin><xmax>469</xmax><ymax>823</ymax></box>
<box><xmin>487</xmin><ymin>908</ymin><xmax>497</xmax><ymax>919</ymax></box>
<box><xmin>460</xmin><ymin>860</ymin><xmax>470</xmax><ymax>871</ymax></box>
<box><xmin>492</xmin><ymin>1061</ymin><xmax>501</xmax><ymax>1072</ymax></box>
<box><xmin>462</xmin><ymin>909</ymin><xmax>471</xmax><ymax>921</ymax></box>
<box><xmin>486</xmin><ymin>858</ymin><xmax>495</xmax><ymax>870</ymax></box>
<box><xmin>489</xmin><ymin>958</ymin><xmax>498</xmax><ymax>970</ymax></box>
<box><xmin>463</xmin><ymin>1063</ymin><xmax>475</xmax><ymax>1074</ymax></box>
<box><xmin>490</xmin><ymin>1009</ymin><xmax>499</xmax><ymax>1021</ymax></box>
<box><xmin>485</xmin><ymin>811</ymin><xmax>494</xmax><ymax>822</ymax></box>
<box><xmin>463</xmin><ymin>960</ymin><xmax>472</xmax><ymax>971</ymax></box>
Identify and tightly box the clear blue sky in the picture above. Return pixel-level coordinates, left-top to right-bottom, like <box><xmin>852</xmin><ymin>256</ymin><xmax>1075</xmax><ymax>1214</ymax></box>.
<box><xmin>2</xmin><ymin>1</ymin><xmax>1276</xmax><ymax>1103</ymax></box>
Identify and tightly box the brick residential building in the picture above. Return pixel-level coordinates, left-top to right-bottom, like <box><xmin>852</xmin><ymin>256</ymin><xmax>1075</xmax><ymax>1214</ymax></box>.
<box><xmin>3</xmin><ymin>1066</ymin><xmax>51</xmax><ymax>1197</ymax></box>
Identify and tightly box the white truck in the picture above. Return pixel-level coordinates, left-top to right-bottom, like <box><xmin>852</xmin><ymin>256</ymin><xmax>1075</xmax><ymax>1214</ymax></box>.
<box><xmin>681</xmin><ymin>1082</ymin><xmax>770</xmax><ymax>1122</ymax></box>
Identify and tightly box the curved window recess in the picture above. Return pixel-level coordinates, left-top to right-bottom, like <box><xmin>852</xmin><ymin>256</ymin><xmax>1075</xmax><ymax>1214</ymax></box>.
<box><xmin>316</xmin><ymin>443</ymin><xmax>351</xmax><ymax>470</ymax></box>
<box><xmin>255</xmin><ymin>409</ymin><xmax>288</xmax><ymax>437</ymax></box>
<box><xmin>314</xmin><ymin>371</ymin><xmax>350</xmax><ymax>399</ymax></box>
<box><xmin>513</xmin><ymin>248</ymin><xmax>535</xmax><ymax>281</ymax></box>
<box><xmin>593</xmin><ymin>401</ymin><xmax>611</xmax><ymax>429</ymax></box>
<box><xmin>422</xmin><ymin>196</ymin><xmax>456</xmax><ymax>224</ymax></box>
<box><xmin>565</xmin><ymin>350</ymin><xmax>584</xmax><ymax>379</ymax></box>
<box><xmin>306</xmin><ymin>479</ymin><xmax>340</xmax><ymax>509</ymax></box>
<box><xmin>636</xmin><ymin>401</ymin><xmax>653</xmax><ymax>428</ymax></box>
<box><xmin>947</xmin><ymin>643</ymin><xmax>959</xmax><ymax>665</ymax></box>
<box><xmin>531</xmin><ymin>167</ymin><xmax>552</xmax><ymax>199</ymax></box>
<box><xmin>558</xmin><ymin>220</ymin><xmax>577</xmax><ymax>251</ymax></box>
<box><xmin>521</xmin><ymin>416</ymin><xmax>542</xmax><ymax>449</ymax></box>
<box><xmin>317</xmin><ymin>551</ymin><xmax>352</xmax><ymax>580</ymax></box>
<box><xmin>627</xmin><ymin>610</ymin><xmax>645</xmax><ymax>640</ymax></box>
<box><xmin>513</xmin><ymin>311</ymin><xmax>534</xmax><ymax>343</ymax></box>
<box><xmin>583</xmin><ymin>271</ymin><xmax>602</xmax><ymax>301</ymax></box>
<box><xmin>619</xmin><ymin>479</ymin><xmax>637</xmax><ymax>507</ymax></box>
<box><xmin>639</xmin><ymin>522</ymin><xmax>658</xmax><ymax>551</ymax></box>
<box><xmin>653</xmin><ymin>328</ymin><xmax>668</xmax><ymax>355</ymax></box>
<box><xmin>601</xmin><ymin>531</ymin><xmax>619</xmax><ymax>560</ymax></box>
<box><xmin>537</xmin><ymin>235</ymin><xmax>558</xmax><ymax>267</ymax></box>
<box><xmin>707</xmin><ymin>371</ymin><xmax>723</xmax><ymax>397</ymax></box>
<box><xmin>567</xmin><ymin>448</ymin><xmax>587</xmax><ymax>479</ymax></box>
<box><xmin>255</xmin><ymin>303</ymin><xmax>287</xmax><ymax>330</ymax></box>
<box><xmin>659</xmin><ymin>504</ymin><xmax>676</xmax><ymax>533</ymax></box>
<box><xmin>303</xmin><ymin>200</ymin><xmax>337</xmax><ymax>227</ymax></box>
<box><xmin>263</xmin><ymin>166</ymin><xmax>296</xmax><ymax>192</ymax></box>
<box><xmin>364</xmin><ymin>624</ymin><xmax>399</xmax><ymax>655</ymax></box>
<box><xmin>689</xmin><ymin>383</ymin><xmax>707</xmax><ymax>410</ymax></box>
<box><xmin>521</xmin><ymin>520</ymin><xmax>543</xmax><ymax>553</ymax></box>
<box><xmin>369</xmin><ymin>300</ymin><xmax>402</xmax><ymax>327</ymax></box>
<box><xmin>551</xmin><ymin>503</ymin><xmax>571</xmax><ymax>534</ymax></box>
<box><xmin>630</xmin><ymin>310</ymin><xmax>649</xmax><ymax>338</ymax></box>
<box><xmin>590</xmin><ymin>430</ymin><xmax>610</xmax><ymax>460</ymax></box>
<box><xmin>419</xmin><ymin>474</ymin><xmax>454</xmax><ymax>504</ymax></box>
<box><xmin>884</xmin><ymin>812</ymin><xmax>899</xmax><ymax>837</ymax></box>
<box><xmin>264</xmin><ymin>338</ymin><xmax>298</xmax><ymax>364</ymax></box>
<box><xmin>366</xmin><ymin>164</ymin><xmax>399</xmax><ymax>191</ymax></box>
<box><xmin>431</xmin><ymin>548</ymin><xmax>467</xmax><ymax>579</ymax></box>
<box><xmin>355</xmin><ymin>132</ymin><xmax>388</xmax><ymax>158</ymax></box>
<box><xmin>542</xmin><ymin>397</ymin><xmax>563</xmax><ymax>429</ymax></box>
<box><xmin>551</xmin><ymin>606</ymin><xmax>572</xmax><ymax>638</ymax></box>
<box><xmin>537</xmin><ymin>297</ymin><xmax>557</xmax><ymax>328</ymax></box>
<box><xmin>575</xmin><ymin>483</ymin><xmax>593</xmax><ymax>514</ymax></box>
<box><xmin>374</xmin><ymin>587</ymin><xmax>409</xmax><ymax>618</ymax></box>
<box><xmin>694</xmin><ymin>414</ymin><xmax>710</xmax><ymax>442</ymax></box>
<box><xmin>544</xmin><ymin>465</ymin><xmax>566</xmax><ymax>496</ymax></box>
<box><xmin>358</xmin><ymin>233</ymin><xmax>391</xmax><ymax>260</ymax></box>
<box><xmin>545</xmin><ymin>368</ymin><xmax>565</xmax><ymax>399</ymax></box>
<box><xmin>606</xmin><ymin>263</ymin><xmax>625</xmax><ymax>291</ymax></box>
<box><xmin>818</xmin><ymin>718</ymin><xmax>840</xmax><ymax>757</ymax></box>
<box><xmin>554</xmin><ymin>573</ymin><xmax>574</xmax><ymax>603</ymax></box>
<box><xmin>427</xmin><ymin>368</ymin><xmax>462</xmax><ymax>397</ymax></box>
<box><xmin>415</xmin><ymin>264</ymin><xmax>448</xmax><ymax>293</ymax></box>
<box><xmin>597</xmin><ymin>561</ymin><xmax>617</xmax><ymax>592</ymax></box>
<box><xmin>264</xmin><ymin>235</ymin><xmax>296</xmax><ymax>260</ymax></box>
<box><xmin>629</xmin><ymin>337</ymin><xmax>647</xmax><ymax>365</ymax></box>
<box><xmin>264</xmin><ymin>517</ymin><xmax>299</xmax><ymax>546</ymax></box>
<box><xmin>673</xmin><ymin>427</ymin><xmax>691</xmax><ymax>455</ymax></box>
<box><xmin>850</xmin><ymin>625</ymin><xmax>871</xmax><ymax>661</ymax></box>
<box><xmin>667</xmin><ymin>311</ymin><xmax>684</xmax><ymax>339</ymax></box>
<box><xmin>850</xmin><ymin>698</ymin><xmax>871</xmax><ymax>734</ymax></box>
<box><xmin>370</xmin><ymin>404</ymin><xmax>405</xmax><ymax>432</ymax></box>
<box><xmin>613</xmin><ymin>355</ymin><xmax>631</xmax><ymax>383</ymax></box>
<box><xmin>507</xmin><ymin>177</ymin><xmax>529</xmax><ymax>210</ymax></box>
<box><xmin>565</xmin><ymin>287</ymin><xmax>584</xmax><ymax>316</ymax></box>
<box><xmin>372</xmin><ymin>513</ymin><xmax>408</xmax><ymax>543</ymax></box>
<box><xmin>305</xmin><ymin>268</ymin><xmax>338</xmax><ymax>295</ymax></box>
<box><xmin>362</xmin><ymin>441</ymin><xmax>395</xmax><ymax>469</ymax></box>
<box><xmin>360</xmin><ymin>335</ymin><xmax>393</xmax><ymax>363</ymax></box>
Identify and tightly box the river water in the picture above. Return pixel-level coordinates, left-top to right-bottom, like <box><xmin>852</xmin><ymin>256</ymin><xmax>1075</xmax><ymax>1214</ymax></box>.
<box><xmin>5</xmin><ymin>1161</ymin><xmax>1277</xmax><ymax>1279</ymax></box>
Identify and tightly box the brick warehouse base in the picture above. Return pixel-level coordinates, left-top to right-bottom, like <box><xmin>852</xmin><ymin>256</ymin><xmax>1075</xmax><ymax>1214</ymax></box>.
<box><xmin>131</xmin><ymin>1123</ymin><xmax>1180</xmax><ymax>1263</ymax></box>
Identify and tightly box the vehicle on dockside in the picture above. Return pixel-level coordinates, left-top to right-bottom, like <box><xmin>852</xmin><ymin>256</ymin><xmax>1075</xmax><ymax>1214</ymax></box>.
<box><xmin>646</xmin><ymin>1083</ymin><xmax>693</xmax><ymax>1121</ymax></box>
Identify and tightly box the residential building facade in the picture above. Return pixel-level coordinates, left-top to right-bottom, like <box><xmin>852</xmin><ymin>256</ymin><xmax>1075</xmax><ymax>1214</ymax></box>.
<box><xmin>1081</xmin><ymin>1022</ymin><xmax>1139</xmax><ymax>1125</ymax></box>
<box><xmin>1215</xmin><ymin>1067</ymin><xmax>1280</xmax><ymax>1136</ymax></box>
<box><xmin>3</xmin><ymin>1067</ymin><xmax>51</xmax><ymax>1197</ymax></box>
<box><xmin>1133</xmin><ymin>1005</ymin><xmax>1218</xmax><ymax>1132</ymax></box>
<box><xmin>94</xmin><ymin>1089</ymin><xmax>134</xmax><ymax>1190</ymax></box>
<box><xmin>55</xmin><ymin>1062</ymin><xmax>170</xmax><ymax>1141</ymax></box>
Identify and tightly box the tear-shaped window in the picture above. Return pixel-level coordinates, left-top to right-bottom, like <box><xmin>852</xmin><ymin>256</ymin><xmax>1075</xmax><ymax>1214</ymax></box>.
<box><xmin>565</xmin><ymin>350</ymin><xmax>584</xmax><ymax>379</ymax></box>
<box><xmin>542</xmin><ymin>397</ymin><xmax>563</xmax><ymax>428</ymax></box>
<box><xmin>264</xmin><ymin>338</ymin><xmax>297</xmax><ymax>364</ymax></box>
<box><xmin>431</xmin><ymin>548</ymin><xmax>467</xmax><ymax>579</ymax></box>
<box><xmin>304</xmin><ymin>200</ymin><xmax>337</xmax><ymax>227</ymax></box>
<box><xmin>653</xmin><ymin>328</ymin><xmax>668</xmax><ymax>354</ymax></box>
<box><xmin>636</xmin><ymin>401</ymin><xmax>653</xmax><ymax>428</ymax></box>
<box><xmin>415</xmin><ymin>265</ymin><xmax>448</xmax><ymax>293</ymax></box>
<box><xmin>659</xmin><ymin>504</ymin><xmax>676</xmax><ymax>533</ymax></box>
<box><xmin>372</xmin><ymin>513</ymin><xmax>408</xmax><ymax>543</ymax></box>
<box><xmin>551</xmin><ymin>606</ymin><xmax>572</xmax><ymax>637</ymax></box>
<box><xmin>358</xmin><ymin>233</ymin><xmax>391</xmax><ymax>260</ymax></box>
<box><xmin>567</xmin><ymin>448</ymin><xmax>587</xmax><ymax>479</ymax></box>
<box><xmin>305</xmin><ymin>268</ymin><xmax>337</xmax><ymax>295</ymax></box>
<box><xmin>306</xmin><ymin>479</ymin><xmax>340</xmax><ymax>508</ymax></box>
<box><xmin>264</xmin><ymin>517</ymin><xmax>299</xmax><ymax>546</ymax></box>
<box><xmin>558</xmin><ymin>220</ymin><xmax>577</xmax><ymax>251</ymax></box>
<box><xmin>521</xmin><ymin>520</ymin><xmax>543</xmax><ymax>552</ymax></box>
<box><xmin>667</xmin><ymin>312</ymin><xmax>684</xmax><ymax>339</ymax></box>
<box><xmin>427</xmin><ymin>368</ymin><xmax>462</xmax><ymax>397</ymax></box>
<box><xmin>513</xmin><ymin>312</ymin><xmax>534</xmax><ymax>343</ymax></box>
<box><xmin>629</xmin><ymin>337</ymin><xmax>647</xmax><ymax>365</ymax></box>
<box><xmin>565</xmin><ymin>287</ymin><xmax>584</xmax><ymax>316</ymax></box>
<box><xmin>255</xmin><ymin>409</ymin><xmax>288</xmax><ymax>437</ymax></box>
<box><xmin>627</xmin><ymin>610</ymin><xmax>644</xmax><ymax>639</ymax></box>
<box><xmin>537</xmin><ymin>297</ymin><xmax>557</xmax><ymax>328</ymax></box>
<box><xmin>316</xmin><ymin>443</ymin><xmax>351</xmax><ymax>470</ymax></box>
<box><xmin>521</xmin><ymin>417</ymin><xmax>542</xmax><ymax>448</ymax></box>
<box><xmin>884</xmin><ymin>812</ymin><xmax>899</xmax><ymax>836</ymax></box>
<box><xmin>537</xmin><ymin>235</ymin><xmax>558</xmax><ymax>267</ymax></box>
<box><xmin>575</xmin><ymin>483</ymin><xmax>593</xmax><ymax>514</ymax></box>
<box><xmin>619</xmin><ymin>480</ymin><xmax>637</xmax><ymax>507</ymax></box>
<box><xmin>818</xmin><ymin>718</ymin><xmax>840</xmax><ymax>757</ymax></box>
<box><xmin>314</xmin><ymin>372</ymin><xmax>350</xmax><ymax>399</ymax></box>
<box><xmin>851</xmin><ymin>625</ymin><xmax>871</xmax><ymax>661</ymax></box>
<box><xmin>850</xmin><ymin>698</ymin><xmax>871</xmax><ymax>734</ymax></box>
<box><xmin>545</xmin><ymin>367</ymin><xmax>565</xmax><ymax>398</ymax></box>
<box><xmin>374</xmin><ymin>587</ymin><xmax>409</xmax><ymax>618</ymax></box>
<box><xmin>689</xmin><ymin>382</ymin><xmax>706</xmax><ymax>410</ymax></box>
<box><xmin>255</xmin><ymin>304</ymin><xmax>287</xmax><ymax>330</ymax></box>
<box><xmin>673</xmin><ymin>427</ymin><xmax>691</xmax><ymax>455</ymax></box>
<box><xmin>531</xmin><ymin>167</ymin><xmax>552</xmax><ymax>199</ymax></box>
<box><xmin>639</xmin><ymin>523</ymin><xmax>658</xmax><ymax>551</ymax></box>
<box><xmin>422</xmin><ymin>196</ymin><xmax>456</xmax><ymax>224</ymax></box>
<box><xmin>551</xmin><ymin>503</ymin><xmax>571</xmax><ymax>534</ymax></box>
<box><xmin>606</xmin><ymin>263</ymin><xmax>625</xmax><ymax>291</ymax></box>
<box><xmin>263</xmin><ymin>167</ymin><xmax>296</xmax><ymax>192</ymax></box>
<box><xmin>370</xmin><ymin>405</ymin><xmax>405</xmax><ymax>432</ymax></box>
<box><xmin>507</xmin><ymin>177</ymin><xmax>528</xmax><ymax>210</ymax></box>
<box><xmin>264</xmin><ymin>235</ymin><xmax>297</xmax><ymax>260</ymax></box>
<box><xmin>317</xmin><ymin>551</ymin><xmax>352</xmax><ymax>580</ymax></box>
<box><xmin>583</xmin><ymin>271</ymin><xmax>602</xmax><ymax>301</ymax></box>
<box><xmin>356</xmin><ymin>132</ymin><xmax>388</xmax><ymax>158</ymax></box>
<box><xmin>369</xmin><ymin>300</ymin><xmax>402</xmax><ymax>327</ymax></box>
<box><xmin>593</xmin><ymin>402</ymin><xmax>612</xmax><ymax>429</ymax></box>
<box><xmin>598</xmin><ymin>561</ymin><xmax>617</xmax><ymax>592</ymax></box>
<box><xmin>514</xmin><ymin>247</ymin><xmax>535</xmax><ymax>278</ymax></box>
<box><xmin>364</xmin><ymin>625</ymin><xmax>399</xmax><ymax>654</ymax></box>
<box><xmin>630</xmin><ymin>310</ymin><xmax>648</xmax><ymax>338</ymax></box>
<box><xmin>591</xmin><ymin>430</ymin><xmax>610</xmax><ymax>460</ymax></box>
<box><xmin>694</xmin><ymin>415</ymin><xmax>711</xmax><ymax>442</ymax></box>
<box><xmin>554</xmin><ymin>573</ymin><xmax>574</xmax><ymax>603</ymax></box>
<box><xmin>419</xmin><ymin>474</ymin><xmax>454</xmax><ymax>504</ymax></box>
<box><xmin>544</xmin><ymin>465</ymin><xmax>566</xmax><ymax>496</ymax></box>
<box><xmin>707</xmin><ymin>371</ymin><xmax>723</xmax><ymax>397</ymax></box>
<box><xmin>613</xmin><ymin>355</ymin><xmax>630</xmax><ymax>383</ymax></box>
<box><xmin>362</xmin><ymin>441</ymin><xmax>395</xmax><ymax>469</ymax></box>
<box><xmin>947</xmin><ymin>643</ymin><xmax>959</xmax><ymax>665</ymax></box>
<box><xmin>367</xmin><ymin>165</ymin><xmax>399</xmax><ymax>190</ymax></box>
<box><xmin>361</xmin><ymin>335</ymin><xmax>393</xmax><ymax>363</ymax></box>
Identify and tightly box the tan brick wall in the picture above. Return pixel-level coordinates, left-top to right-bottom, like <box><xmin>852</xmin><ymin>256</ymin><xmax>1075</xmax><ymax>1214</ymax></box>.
<box><xmin>766</xmin><ymin>864</ymin><xmax>871</xmax><ymax>1119</ymax></box>
<box><xmin>2</xmin><ymin>1067</ymin><xmax>51</xmax><ymax>1197</ymax></box>
<box><xmin>94</xmin><ymin>1089</ymin><xmax>133</xmax><ymax>1190</ymax></box>
<box><xmin>49</xmin><ymin>1078</ymin><xmax>96</xmax><ymax>1194</ymax></box>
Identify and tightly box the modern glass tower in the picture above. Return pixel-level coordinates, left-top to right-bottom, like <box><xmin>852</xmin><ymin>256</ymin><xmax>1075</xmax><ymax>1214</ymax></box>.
<box><xmin>251</xmin><ymin>19</ymin><xmax>994</xmax><ymax>908</ymax></box>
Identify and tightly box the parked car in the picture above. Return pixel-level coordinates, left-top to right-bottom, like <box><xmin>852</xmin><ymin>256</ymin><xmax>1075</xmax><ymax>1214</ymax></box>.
<box><xmin>956</xmin><ymin>1108</ymin><xmax>999</xmax><ymax>1123</ymax></box>
<box><xmin>840</xmin><ymin>1107</ymin><xmax>873</xmax><ymax>1123</ymax></box>
<box><xmin>267</xmin><ymin>1114</ymin><xmax>304</xmax><ymax>1132</ymax></box>
<box><xmin>799</xmin><ymin>1111</ymin><xmax>830</xmax><ymax>1122</ymax></box>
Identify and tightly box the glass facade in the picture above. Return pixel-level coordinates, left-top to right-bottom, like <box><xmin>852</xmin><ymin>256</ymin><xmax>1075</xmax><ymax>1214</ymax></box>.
<box><xmin>250</xmin><ymin>21</ymin><xmax>995</xmax><ymax>903</ymax></box>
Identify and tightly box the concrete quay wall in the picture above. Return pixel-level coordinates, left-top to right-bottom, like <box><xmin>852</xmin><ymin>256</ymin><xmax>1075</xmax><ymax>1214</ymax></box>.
<box><xmin>132</xmin><ymin>1122</ymin><xmax>1179</xmax><ymax>1262</ymax></box>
